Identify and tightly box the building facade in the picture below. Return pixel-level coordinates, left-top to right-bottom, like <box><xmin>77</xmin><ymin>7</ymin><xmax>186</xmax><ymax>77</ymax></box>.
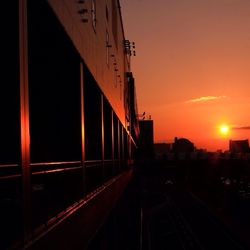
<box><xmin>0</xmin><ymin>1</ymin><xmax>139</xmax><ymax>249</ymax></box>
<box><xmin>137</xmin><ymin>120</ymin><xmax>154</xmax><ymax>159</ymax></box>
<box><xmin>229</xmin><ymin>139</ymin><xmax>250</xmax><ymax>154</ymax></box>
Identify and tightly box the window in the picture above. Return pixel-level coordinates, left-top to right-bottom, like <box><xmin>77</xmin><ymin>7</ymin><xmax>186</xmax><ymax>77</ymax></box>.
<box><xmin>103</xmin><ymin>99</ymin><xmax>112</xmax><ymax>160</ymax></box>
<box><xmin>0</xmin><ymin>1</ymin><xmax>20</xmax><ymax>165</ymax></box>
<box><xmin>28</xmin><ymin>0</ymin><xmax>83</xmax><ymax>229</ymax></box>
<box><xmin>28</xmin><ymin>0</ymin><xmax>82</xmax><ymax>163</ymax></box>
<box><xmin>84</xmin><ymin>69</ymin><xmax>102</xmax><ymax>161</ymax></box>
<box><xmin>0</xmin><ymin>2</ymin><xmax>22</xmax><ymax>248</ymax></box>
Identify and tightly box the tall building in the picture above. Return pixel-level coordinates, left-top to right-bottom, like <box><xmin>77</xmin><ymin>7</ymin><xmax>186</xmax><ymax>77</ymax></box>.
<box><xmin>137</xmin><ymin>119</ymin><xmax>154</xmax><ymax>159</ymax></box>
<box><xmin>229</xmin><ymin>139</ymin><xmax>250</xmax><ymax>153</ymax></box>
<box><xmin>0</xmin><ymin>1</ymin><xmax>139</xmax><ymax>249</ymax></box>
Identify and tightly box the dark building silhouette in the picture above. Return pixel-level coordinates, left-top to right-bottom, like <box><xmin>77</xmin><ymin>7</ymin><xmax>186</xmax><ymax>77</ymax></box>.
<box><xmin>229</xmin><ymin>139</ymin><xmax>250</xmax><ymax>153</ymax></box>
<box><xmin>172</xmin><ymin>137</ymin><xmax>195</xmax><ymax>154</ymax></box>
<box><xmin>0</xmin><ymin>1</ymin><xmax>139</xmax><ymax>249</ymax></box>
<box><xmin>138</xmin><ymin>119</ymin><xmax>154</xmax><ymax>159</ymax></box>
<box><xmin>154</xmin><ymin>143</ymin><xmax>172</xmax><ymax>159</ymax></box>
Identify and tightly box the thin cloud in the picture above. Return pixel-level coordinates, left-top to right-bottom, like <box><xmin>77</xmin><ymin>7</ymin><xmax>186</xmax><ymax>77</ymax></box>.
<box><xmin>231</xmin><ymin>126</ymin><xmax>250</xmax><ymax>130</ymax></box>
<box><xmin>185</xmin><ymin>95</ymin><xmax>227</xmax><ymax>103</ymax></box>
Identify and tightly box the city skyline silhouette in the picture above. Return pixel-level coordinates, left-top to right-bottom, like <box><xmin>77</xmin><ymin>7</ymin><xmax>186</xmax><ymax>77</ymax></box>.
<box><xmin>121</xmin><ymin>0</ymin><xmax>250</xmax><ymax>151</ymax></box>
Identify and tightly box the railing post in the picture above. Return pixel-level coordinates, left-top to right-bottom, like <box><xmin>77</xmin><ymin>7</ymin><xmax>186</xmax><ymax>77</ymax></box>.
<box><xmin>20</xmin><ymin>0</ymin><xmax>32</xmax><ymax>243</ymax></box>
<box><xmin>111</xmin><ymin>110</ymin><xmax>115</xmax><ymax>175</ymax></box>
<box><xmin>80</xmin><ymin>62</ymin><xmax>86</xmax><ymax>196</ymax></box>
<box><xmin>101</xmin><ymin>94</ymin><xmax>105</xmax><ymax>182</ymax></box>
<box><xmin>117</xmin><ymin>121</ymin><xmax>121</xmax><ymax>173</ymax></box>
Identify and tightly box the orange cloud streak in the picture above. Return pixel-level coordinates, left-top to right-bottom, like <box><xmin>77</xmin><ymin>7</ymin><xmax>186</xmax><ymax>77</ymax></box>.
<box><xmin>185</xmin><ymin>95</ymin><xmax>227</xmax><ymax>103</ymax></box>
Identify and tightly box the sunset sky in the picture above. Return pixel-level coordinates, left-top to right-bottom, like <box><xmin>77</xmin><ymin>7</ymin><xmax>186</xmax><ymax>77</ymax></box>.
<box><xmin>120</xmin><ymin>0</ymin><xmax>250</xmax><ymax>151</ymax></box>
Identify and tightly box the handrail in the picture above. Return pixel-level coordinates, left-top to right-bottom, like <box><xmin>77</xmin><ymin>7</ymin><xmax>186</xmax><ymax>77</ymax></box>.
<box><xmin>0</xmin><ymin>174</ymin><xmax>21</xmax><ymax>180</ymax></box>
<box><xmin>0</xmin><ymin>164</ymin><xmax>21</xmax><ymax>180</ymax></box>
<box><xmin>30</xmin><ymin>161</ymin><xmax>81</xmax><ymax>166</ymax></box>
<box><xmin>85</xmin><ymin>160</ymin><xmax>103</xmax><ymax>168</ymax></box>
<box><xmin>32</xmin><ymin>166</ymin><xmax>83</xmax><ymax>175</ymax></box>
<box><xmin>0</xmin><ymin>164</ymin><xmax>19</xmax><ymax>168</ymax></box>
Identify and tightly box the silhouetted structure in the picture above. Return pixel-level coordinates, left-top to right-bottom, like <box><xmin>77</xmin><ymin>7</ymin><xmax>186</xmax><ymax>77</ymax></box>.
<box><xmin>0</xmin><ymin>1</ymin><xmax>139</xmax><ymax>249</ymax></box>
<box><xmin>137</xmin><ymin>119</ymin><xmax>154</xmax><ymax>159</ymax></box>
<box><xmin>154</xmin><ymin>143</ymin><xmax>172</xmax><ymax>159</ymax></box>
<box><xmin>172</xmin><ymin>137</ymin><xmax>194</xmax><ymax>154</ymax></box>
<box><xmin>229</xmin><ymin>139</ymin><xmax>250</xmax><ymax>153</ymax></box>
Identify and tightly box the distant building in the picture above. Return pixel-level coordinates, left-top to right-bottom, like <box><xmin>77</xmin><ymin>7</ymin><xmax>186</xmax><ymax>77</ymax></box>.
<box><xmin>172</xmin><ymin>137</ymin><xmax>194</xmax><ymax>154</ymax></box>
<box><xmin>229</xmin><ymin>139</ymin><xmax>250</xmax><ymax>153</ymax></box>
<box><xmin>138</xmin><ymin>119</ymin><xmax>154</xmax><ymax>159</ymax></box>
<box><xmin>154</xmin><ymin>143</ymin><xmax>172</xmax><ymax>159</ymax></box>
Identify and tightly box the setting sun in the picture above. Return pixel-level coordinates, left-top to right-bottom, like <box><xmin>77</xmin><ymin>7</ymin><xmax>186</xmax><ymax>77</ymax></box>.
<box><xmin>219</xmin><ymin>125</ymin><xmax>230</xmax><ymax>136</ymax></box>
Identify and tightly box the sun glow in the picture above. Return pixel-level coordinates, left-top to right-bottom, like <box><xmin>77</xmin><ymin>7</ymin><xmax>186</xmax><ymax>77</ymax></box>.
<box><xmin>219</xmin><ymin>125</ymin><xmax>230</xmax><ymax>136</ymax></box>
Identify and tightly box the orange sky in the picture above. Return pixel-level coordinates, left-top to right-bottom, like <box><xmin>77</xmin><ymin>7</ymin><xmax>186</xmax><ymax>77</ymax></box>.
<box><xmin>120</xmin><ymin>0</ymin><xmax>250</xmax><ymax>151</ymax></box>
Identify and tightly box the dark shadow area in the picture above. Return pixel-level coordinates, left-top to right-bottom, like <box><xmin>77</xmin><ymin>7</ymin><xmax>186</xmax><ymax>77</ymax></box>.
<box><xmin>88</xmin><ymin>155</ymin><xmax>250</xmax><ymax>250</ymax></box>
<box><xmin>28</xmin><ymin>0</ymin><xmax>82</xmax><ymax>163</ymax></box>
<box><xmin>0</xmin><ymin>1</ymin><xmax>23</xmax><ymax>249</ymax></box>
<box><xmin>136</xmin><ymin>157</ymin><xmax>250</xmax><ymax>250</ymax></box>
<box><xmin>84</xmin><ymin>68</ymin><xmax>102</xmax><ymax>161</ymax></box>
<box><xmin>87</xmin><ymin>172</ymin><xmax>141</xmax><ymax>250</ymax></box>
